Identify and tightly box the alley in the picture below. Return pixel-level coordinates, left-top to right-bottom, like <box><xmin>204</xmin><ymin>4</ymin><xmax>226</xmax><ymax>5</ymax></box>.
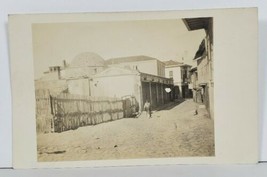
<box><xmin>37</xmin><ymin>99</ymin><xmax>215</xmax><ymax>161</ymax></box>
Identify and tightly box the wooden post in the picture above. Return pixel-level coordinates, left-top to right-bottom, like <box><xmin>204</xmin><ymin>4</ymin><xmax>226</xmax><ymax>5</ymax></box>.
<box><xmin>156</xmin><ymin>83</ymin><xmax>159</xmax><ymax>106</ymax></box>
<box><xmin>88</xmin><ymin>78</ymin><xmax>91</xmax><ymax>96</ymax></box>
<box><xmin>149</xmin><ymin>81</ymin><xmax>153</xmax><ymax>107</ymax></box>
<box><xmin>161</xmin><ymin>83</ymin><xmax>164</xmax><ymax>104</ymax></box>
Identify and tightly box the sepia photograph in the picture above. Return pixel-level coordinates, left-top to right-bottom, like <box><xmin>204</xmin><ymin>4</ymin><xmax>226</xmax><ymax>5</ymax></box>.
<box><xmin>33</xmin><ymin>17</ymin><xmax>215</xmax><ymax>162</ymax></box>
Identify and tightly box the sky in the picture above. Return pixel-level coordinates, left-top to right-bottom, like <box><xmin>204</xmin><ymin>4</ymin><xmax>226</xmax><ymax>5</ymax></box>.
<box><xmin>32</xmin><ymin>19</ymin><xmax>205</xmax><ymax>79</ymax></box>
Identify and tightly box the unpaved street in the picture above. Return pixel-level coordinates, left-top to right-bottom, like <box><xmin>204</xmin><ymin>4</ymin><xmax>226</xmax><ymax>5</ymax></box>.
<box><xmin>37</xmin><ymin>99</ymin><xmax>215</xmax><ymax>161</ymax></box>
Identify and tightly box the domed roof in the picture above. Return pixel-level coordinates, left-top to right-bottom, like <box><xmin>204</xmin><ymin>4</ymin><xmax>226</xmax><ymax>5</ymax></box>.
<box><xmin>70</xmin><ymin>52</ymin><xmax>105</xmax><ymax>67</ymax></box>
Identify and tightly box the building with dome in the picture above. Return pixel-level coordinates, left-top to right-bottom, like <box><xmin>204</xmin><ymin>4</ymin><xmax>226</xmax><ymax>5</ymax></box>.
<box><xmin>35</xmin><ymin>52</ymin><xmax>106</xmax><ymax>95</ymax></box>
<box><xmin>62</xmin><ymin>52</ymin><xmax>106</xmax><ymax>96</ymax></box>
<box><xmin>35</xmin><ymin>52</ymin><xmax>174</xmax><ymax>110</ymax></box>
<box><xmin>62</xmin><ymin>52</ymin><xmax>106</xmax><ymax>79</ymax></box>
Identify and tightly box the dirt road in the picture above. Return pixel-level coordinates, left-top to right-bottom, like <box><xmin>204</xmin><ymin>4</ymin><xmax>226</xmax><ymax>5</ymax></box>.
<box><xmin>37</xmin><ymin>99</ymin><xmax>215</xmax><ymax>161</ymax></box>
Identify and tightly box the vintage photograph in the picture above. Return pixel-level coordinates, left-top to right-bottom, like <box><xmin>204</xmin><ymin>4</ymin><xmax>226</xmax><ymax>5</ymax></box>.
<box><xmin>33</xmin><ymin>17</ymin><xmax>214</xmax><ymax>162</ymax></box>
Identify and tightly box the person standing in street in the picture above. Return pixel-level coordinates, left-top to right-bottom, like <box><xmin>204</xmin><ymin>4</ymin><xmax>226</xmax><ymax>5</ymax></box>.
<box><xmin>143</xmin><ymin>100</ymin><xmax>152</xmax><ymax>118</ymax></box>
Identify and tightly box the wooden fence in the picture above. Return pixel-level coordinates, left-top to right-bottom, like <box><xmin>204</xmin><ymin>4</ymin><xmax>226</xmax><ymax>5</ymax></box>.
<box><xmin>35</xmin><ymin>90</ymin><xmax>53</xmax><ymax>133</ymax></box>
<box><xmin>51</xmin><ymin>93</ymin><xmax>124</xmax><ymax>132</ymax></box>
<box><xmin>35</xmin><ymin>90</ymin><xmax>137</xmax><ymax>133</ymax></box>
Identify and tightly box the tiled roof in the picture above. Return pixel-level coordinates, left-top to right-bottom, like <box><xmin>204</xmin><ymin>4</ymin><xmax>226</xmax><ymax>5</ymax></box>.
<box><xmin>164</xmin><ymin>60</ymin><xmax>183</xmax><ymax>66</ymax></box>
<box><xmin>106</xmin><ymin>55</ymin><xmax>157</xmax><ymax>65</ymax></box>
<box><xmin>93</xmin><ymin>66</ymin><xmax>139</xmax><ymax>78</ymax></box>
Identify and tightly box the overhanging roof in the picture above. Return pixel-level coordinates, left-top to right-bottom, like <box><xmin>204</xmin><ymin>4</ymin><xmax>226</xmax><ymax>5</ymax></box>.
<box><xmin>183</xmin><ymin>17</ymin><xmax>213</xmax><ymax>46</ymax></box>
<box><xmin>183</xmin><ymin>18</ymin><xmax>211</xmax><ymax>31</ymax></box>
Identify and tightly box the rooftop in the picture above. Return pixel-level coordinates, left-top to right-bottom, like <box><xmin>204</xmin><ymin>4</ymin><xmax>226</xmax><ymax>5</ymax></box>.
<box><xmin>71</xmin><ymin>52</ymin><xmax>105</xmax><ymax>67</ymax></box>
<box><xmin>183</xmin><ymin>17</ymin><xmax>213</xmax><ymax>44</ymax></box>
<box><xmin>164</xmin><ymin>60</ymin><xmax>191</xmax><ymax>68</ymax></box>
<box><xmin>164</xmin><ymin>60</ymin><xmax>183</xmax><ymax>67</ymax></box>
<box><xmin>106</xmin><ymin>55</ymin><xmax>159</xmax><ymax>65</ymax></box>
<box><xmin>183</xmin><ymin>18</ymin><xmax>212</xmax><ymax>31</ymax></box>
<box><xmin>93</xmin><ymin>66</ymin><xmax>140</xmax><ymax>78</ymax></box>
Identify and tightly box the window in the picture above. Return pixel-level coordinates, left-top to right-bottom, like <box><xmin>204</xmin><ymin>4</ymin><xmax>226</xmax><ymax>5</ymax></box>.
<box><xmin>169</xmin><ymin>70</ymin><xmax>173</xmax><ymax>78</ymax></box>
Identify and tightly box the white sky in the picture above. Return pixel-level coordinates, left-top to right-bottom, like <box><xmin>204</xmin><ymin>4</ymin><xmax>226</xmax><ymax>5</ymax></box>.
<box><xmin>32</xmin><ymin>19</ymin><xmax>205</xmax><ymax>79</ymax></box>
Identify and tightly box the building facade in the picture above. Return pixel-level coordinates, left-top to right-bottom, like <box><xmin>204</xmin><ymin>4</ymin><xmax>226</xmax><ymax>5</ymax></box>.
<box><xmin>183</xmin><ymin>18</ymin><xmax>214</xmax><ymax>119</ymax></box>
<box><xmin>35</xmin><ymin>53</ymin><xmax>174</xmax><ymax>113</ymax></box>
<box><xmin>90</xmin><ymin>67</ymin><xmax>174</xmax><ymax>112</ymax></box>
<box><xmin>164</xmin><ymin>60</ymin><xmax>192</xmax><ymax>99</ymax></box>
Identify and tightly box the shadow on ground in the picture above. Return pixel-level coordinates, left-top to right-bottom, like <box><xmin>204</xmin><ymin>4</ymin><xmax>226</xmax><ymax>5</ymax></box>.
<box><xmin>154</xmin><ymin>99</ymin><xmax>186</xmax><ymax>111</ymax></box>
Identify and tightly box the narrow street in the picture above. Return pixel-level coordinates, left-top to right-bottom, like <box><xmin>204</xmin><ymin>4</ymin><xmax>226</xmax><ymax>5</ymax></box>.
<box><xmin>37</xmin><ymin>99</ymin><xmax>215</xmax><ymax>162</ymax></box>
